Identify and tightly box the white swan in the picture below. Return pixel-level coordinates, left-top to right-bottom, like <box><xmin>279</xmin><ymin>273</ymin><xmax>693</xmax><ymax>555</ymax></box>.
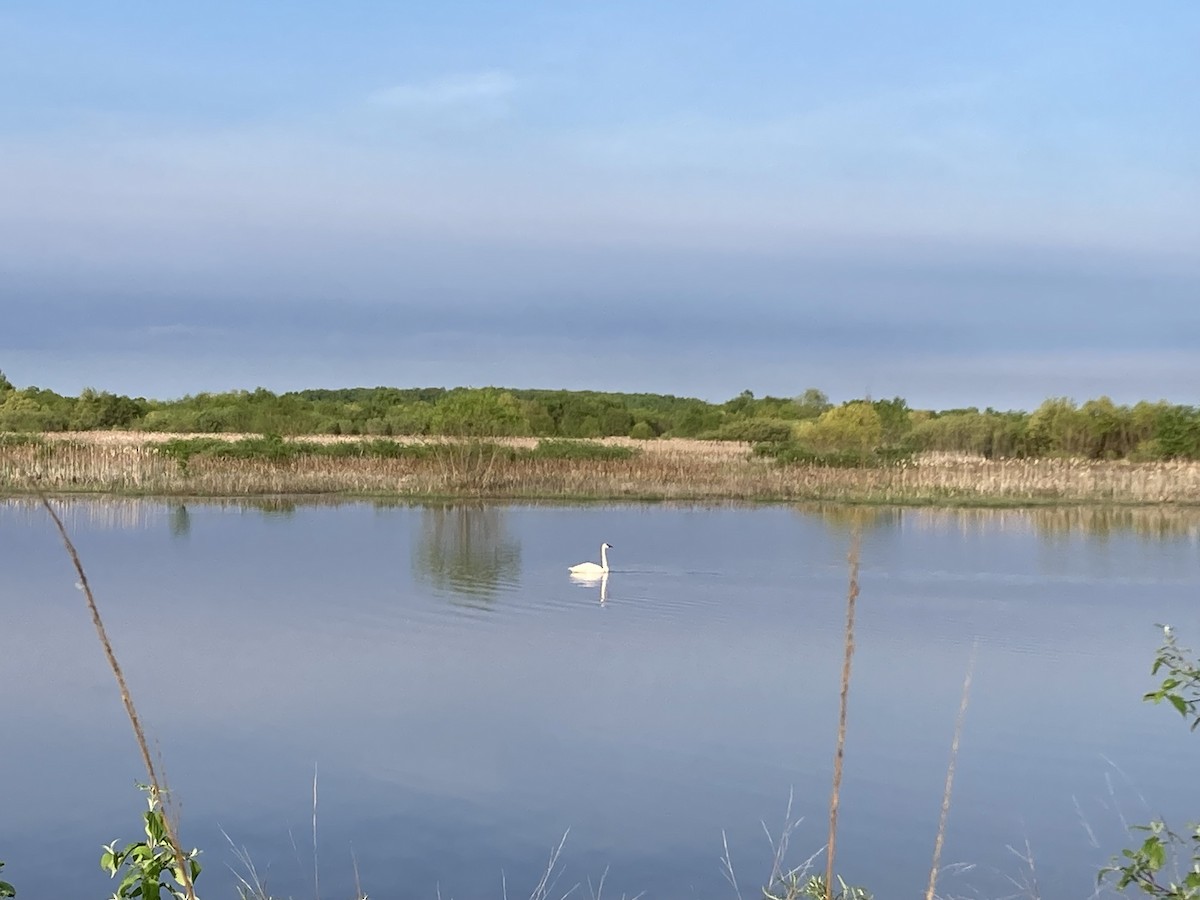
<box><xmin>569</xmin><ymin>542</ymin><xmax>612</xmax><ymax>575</ymax></box>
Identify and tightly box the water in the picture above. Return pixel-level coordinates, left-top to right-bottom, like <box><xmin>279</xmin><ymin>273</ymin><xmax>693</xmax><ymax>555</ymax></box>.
<box><xmin>2</xmin><ymin>499</ymin><xmax>1199</xmax><ymax>899</ymax></box>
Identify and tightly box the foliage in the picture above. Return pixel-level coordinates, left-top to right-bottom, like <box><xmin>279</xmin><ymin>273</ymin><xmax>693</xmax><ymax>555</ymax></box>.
<box><xmin>0</xmin><ymin>861</ymin><xmax>14</xmax><ymax>899</ymax></box>
<box><xmin>799</xmin><ymin>403</ymin><xmax>884</xmax><ymax>456</ymax></box>
<box><xmin>754</xmin><ymin>442</ymin><xmax>880</xmax><ymax>468</ymax></box>
<box><xmin>1106</xmin><ymin>823</ymin><xmax>1200</xmax><ymax>899</ymax></box>
<box><xmin>430</xmin><ymin>388</ymin><xmax>526</xmax><ymax>438</ymax></box>
<box><xmin>669</xmin><ymin>399</ymin><xmax>722</xmax><ymax>437</ymax></box>
<box><xmin>71</xmin><ymin>389</ymin><xmax>148</xmax><ymax>430</ymax></box>
<box><xmin>101</xmin><ymin>788</ymin><xmax>201</xmax><ymax>900</ymax></box>
<box><xmin>155</xmin><ymin>435</ymin><xmax>639</xmax><ymax>473</ymax></box>
<box><xmin>701</xmin><ymin>418</ymin><xmax>795</xmax><ymax>443</ymax></box>
<box><xmin>629</xmin><ymin>420</ymin><xmax>657</xmax><ymax>440</ymax></box>
<box><xmin>1144</xmin><ymin>629</ymin><xmax>1200</xmax><ymax>730</ymax></box>
<box><xmin>5</xmin><ymin>372</ymin><xmax>1200</xmax><ymax>463</ymax></box>
<box><xmin>793</xmin><ymin>388</ymin><xmax>833</xmax><ymax>420</ymax></box>
<box><xmin>1103</xmin><ymin>629</ymin><xmax>1200</xmax><ymax>897</ymax></box>
<box><xmin>1156</xmin><ymin>407</ymin><xmax>1200</xmax><ymax>462</ymax></box>
<box><xmin>909</xmin><ymin>409</ymin><xmax>1032</xmax><ymax>459</ymax></box>
<box><xmin>870</xmin><ymin>397</ymin><xmax>913</xmax><ymax>447</ymax></box>
<box><xmin>763</xmin><ymin>873</ymin><xmax>871</xmax><ymax>900</ymax></box>
<box><xmin>528</xmin><ymin>440</ymin><xmax>638</xmax><ymax>461</ymax></box>
<box><xmin>156</xmin><ymin>436</ymin><xmax>438</xmax><ymax>469</ymax></box>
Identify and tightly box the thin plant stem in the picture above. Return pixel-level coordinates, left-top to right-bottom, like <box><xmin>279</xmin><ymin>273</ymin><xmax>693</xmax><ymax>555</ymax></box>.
<box><xmin>926</xmin><ymin>640</ymin><xmax>978</xmax><ymax>900</ymax></box>
<box><xmin>825</xmin><ymin>527</ymin><xmax>861</xmax><ymax>900</ymax></box>
<box><xmin>40</xmin><ymin>494</ymin><xmax>197</xmax><ymax>900</ymax></box>
<box><xmin>313</xmin><ymin>763</ymin><xmax>320</xmax><ymax>900</ymax></box>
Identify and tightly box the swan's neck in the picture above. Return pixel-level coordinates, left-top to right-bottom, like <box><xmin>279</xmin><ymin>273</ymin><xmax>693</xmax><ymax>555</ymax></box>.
<box><xmin>600</xmin><ymin>545</ymin><xmax>609</xmax><ymax>570</ymax></box>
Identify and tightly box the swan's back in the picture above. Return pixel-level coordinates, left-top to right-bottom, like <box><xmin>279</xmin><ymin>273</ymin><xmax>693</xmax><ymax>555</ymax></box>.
<box><xmin>568</xmin><ymin>542</ymin><xmax>612</xmax><ymax>574</ymax></box>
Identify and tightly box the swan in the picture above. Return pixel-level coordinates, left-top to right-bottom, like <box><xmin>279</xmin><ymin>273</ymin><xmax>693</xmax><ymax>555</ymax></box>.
<box><xmin>569</xmin><ymin>542</ymin><xmax>612</xmax><ymax>575</ymax></box>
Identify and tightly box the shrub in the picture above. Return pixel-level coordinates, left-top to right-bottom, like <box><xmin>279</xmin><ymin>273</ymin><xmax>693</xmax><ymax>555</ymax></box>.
<box><xmin>752</xmin><ymin>440</ymin><xmax>912</xmax><ymax>468</ymax></box>
<box><xmin>702</xmin><ymin>419</ymin><xmax>795</xmax><ymax>443</ymax></box>
<box><xmin>528</xmin><ymin>440</ymin><xmax>638</xmax><ymax>461</ymax></box>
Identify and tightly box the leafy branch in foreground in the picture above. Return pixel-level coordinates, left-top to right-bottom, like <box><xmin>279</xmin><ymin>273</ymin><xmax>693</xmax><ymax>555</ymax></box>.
<box><xmin>1144</xmin><ymin>627</ymin><xmax>1200</xmax><ymax>730</ymax></box>
<box><xmin>764</xmin><ymin>873</ymin><xmax>870</xmax><ymax>900</ymax></box>
<box><xmin>1105</xmin><ymin>823</ymin><xmax>1200</xmax><ymax>899</ymax></box>
<box><xmin>102</xmin><ymin>786</ymin><xmax>202</xmax><ymax>900</ymax></box>
<box><xmin>0</xmin><ymin>861</ymin><xmax>15</xmax><ymax>898</ymax></box>
<box><xmin>1102</xmin><ymin>628</ymin><xmax>1200</xmax><ymax>898</ymax></box>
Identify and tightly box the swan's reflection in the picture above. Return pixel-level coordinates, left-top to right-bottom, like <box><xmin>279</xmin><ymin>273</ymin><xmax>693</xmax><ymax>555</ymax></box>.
<box><xmin>570</xmin><ymin>570</ymin><xmax>609</xmax><ymax>604</ymax></box>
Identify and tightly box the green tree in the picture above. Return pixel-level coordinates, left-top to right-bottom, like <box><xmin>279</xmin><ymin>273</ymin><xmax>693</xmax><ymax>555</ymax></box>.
<box><xmin>1155</xmin><ymin>406</ymin><xmax>1200</xmax><ymax>460</ymax></box>
<box><xmin>794</xmin><ymin>388</ymin><xmax>832</xmax><ymax>420</ymax></box>
<box><xmin>431</xmin><ymin>389</ymin><xmax>526</xmax><ymax>437</ymax></box>
<box><xmin>1029</xmin><ymin>397</ymin><xmax>1088</xmax><ymax>456</ymax></box>
<box><xmin>70</xmin><ymin>389</ymin><xmax>145</xmax><ymax>430</ymax></box>
<box><xmin>723</xmin><ymin>390</ymin><xmax>756</xmax><ymax>416</ymax></box>
<box><xmin>1080</xmin><ymin>396</ymin><xmax>1132</xmax><ymax>459</ymax></box>
<box><xmin>802</xmin><ymin>402</ymin><xmax>883</xmax><ymax>455</ymax></box>
<box><xmin>629</xmin><ymin>420</ymin><xmax>656</xmax><ymax>440</ymax></box>
<box><xmin>672</xmin><ymin>400</ymin><xmax>722</xmax><ymax>437</ymax></box>
<box><xmin>0</xmin><ymin>390</ymin><xmax>70</xmax><ymax>431</ymax></box>
<box><xmin>871</xmin><ymin>397</ymin><xmax>913</xmax><ymax>447</ymax></box>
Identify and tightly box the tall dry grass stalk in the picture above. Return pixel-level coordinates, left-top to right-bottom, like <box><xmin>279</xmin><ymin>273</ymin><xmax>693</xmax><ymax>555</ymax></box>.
<box><xmin>925</xmin><ymin>641</ymin><xmax>978</xmax><ymax>900</ymax></box>
<box><xmin>39</xmin><ymin>494</ymin><xmax>197</xmax><ymax>900</ymax></box>
<box><xmin>312</xmin><ymin>764</ymin><xmax>320</xmax><ymax>900</ymax></box>
<box><xmin>825</xmin><ymin>528</ymin><xmax>861</xmax><ymax>900</ymax></box>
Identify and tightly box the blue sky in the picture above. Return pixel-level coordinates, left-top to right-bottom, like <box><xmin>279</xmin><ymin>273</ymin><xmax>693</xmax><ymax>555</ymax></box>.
<box><xmin>1</xmin><ymin>1</ymin><xmax>1197</xmax><ymax>409</ymax></box>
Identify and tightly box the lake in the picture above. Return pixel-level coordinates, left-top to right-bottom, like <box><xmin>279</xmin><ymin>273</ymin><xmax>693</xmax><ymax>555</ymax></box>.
<box><xmin>2</xmin><ymin>498</ymin><xmax>1198</xmax><ymax>900</ymax></box>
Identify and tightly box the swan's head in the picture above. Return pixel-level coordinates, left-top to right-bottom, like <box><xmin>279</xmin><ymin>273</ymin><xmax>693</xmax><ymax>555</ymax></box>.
<box><xmin>602</xmin><ymin>542</ymin><xmax>613</xmax><ymax>549</ymax></box>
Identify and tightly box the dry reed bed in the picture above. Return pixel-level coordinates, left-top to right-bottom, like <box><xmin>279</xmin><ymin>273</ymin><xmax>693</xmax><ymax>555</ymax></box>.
<box><xmin>37</xmin><ymin>430</ymin><xmax>751</xmax><ymax>461</ymax></box>
<box><xmin>5</xmin><ymin>437</ymin><xmax>1200</xmax><ymax>503</ymax></box>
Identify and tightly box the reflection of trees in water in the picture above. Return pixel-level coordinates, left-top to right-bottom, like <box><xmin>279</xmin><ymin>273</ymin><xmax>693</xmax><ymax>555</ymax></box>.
<box><xmin>892</xmin><ymin>506</ymin><xmax>1200</xmax><ymax>541</ymax></box>
<box><xmin>413</xmin><ymin>504</ymin><xmax>522</xmax><ymax>604</ymax></box>
<box><xmin>251</xmin><ymin>497</ymin><xmax>297</xmax><ymax>518</ymax></box>
<box><xmin>804</xmin><ymin>503</ymin><xmax>900</xmax><ymax>535</ymax></box>
<box><xmin>1026</xmin><ymin>506</ymin><xmax>1200</xmax><ymax>540</ymax></box>
<box><xmin>168</xmin><ymin>504</ymin><xmax>191</xmax><ymax>538</ymax></box>
<box><xmin>1</xmin><ymin>497</ymin><xmax>162</xmax><ymax>532</ymax></box>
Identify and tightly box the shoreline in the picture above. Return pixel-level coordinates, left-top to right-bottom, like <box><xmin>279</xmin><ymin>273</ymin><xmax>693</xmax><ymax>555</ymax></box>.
<box><xmin>4</xmin><ymin>431</ymin><xmax>1200</xmax><ymax>507</ymax></box>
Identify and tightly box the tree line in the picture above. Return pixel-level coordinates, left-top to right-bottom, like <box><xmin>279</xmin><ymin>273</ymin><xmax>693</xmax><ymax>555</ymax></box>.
<box><xmin>1</xmin><ymin>370</ymin><xmax>1198</xmax><ymax>461</ymax></box>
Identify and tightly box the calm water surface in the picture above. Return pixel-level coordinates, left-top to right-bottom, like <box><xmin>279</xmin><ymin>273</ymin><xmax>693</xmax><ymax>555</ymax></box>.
<box><xmin>2</xmin><ymin>499</ymin><xmax>1199</xmax><ymax>899</ymax></box>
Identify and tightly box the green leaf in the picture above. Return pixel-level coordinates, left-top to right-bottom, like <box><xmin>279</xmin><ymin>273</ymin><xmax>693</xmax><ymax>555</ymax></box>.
<box><xmin>145</xmin><ymin>810</ymin><xmax>166</xmax><ymax>845</ymax></box>
<box><xmin>1170</xmin><ymin>694</ymin><xmax>1190</xmax><ymax>716</ymax></box>
<box><xmin>131</xmin><ymin>845</ymin><xmax>153</xmax><ymax>863</ymax></box>
<box><xmin>1142</xmin><ymin>835</ymin><xmax>1166</xmax><ymax>870</ymax></box>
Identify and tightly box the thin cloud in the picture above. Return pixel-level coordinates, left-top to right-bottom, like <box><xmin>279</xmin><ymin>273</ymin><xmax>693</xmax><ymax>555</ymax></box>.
<box><xmin>368</xmin><ymin>70</ymin><xmax>517</xmax><ymax>110</ymax></box>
